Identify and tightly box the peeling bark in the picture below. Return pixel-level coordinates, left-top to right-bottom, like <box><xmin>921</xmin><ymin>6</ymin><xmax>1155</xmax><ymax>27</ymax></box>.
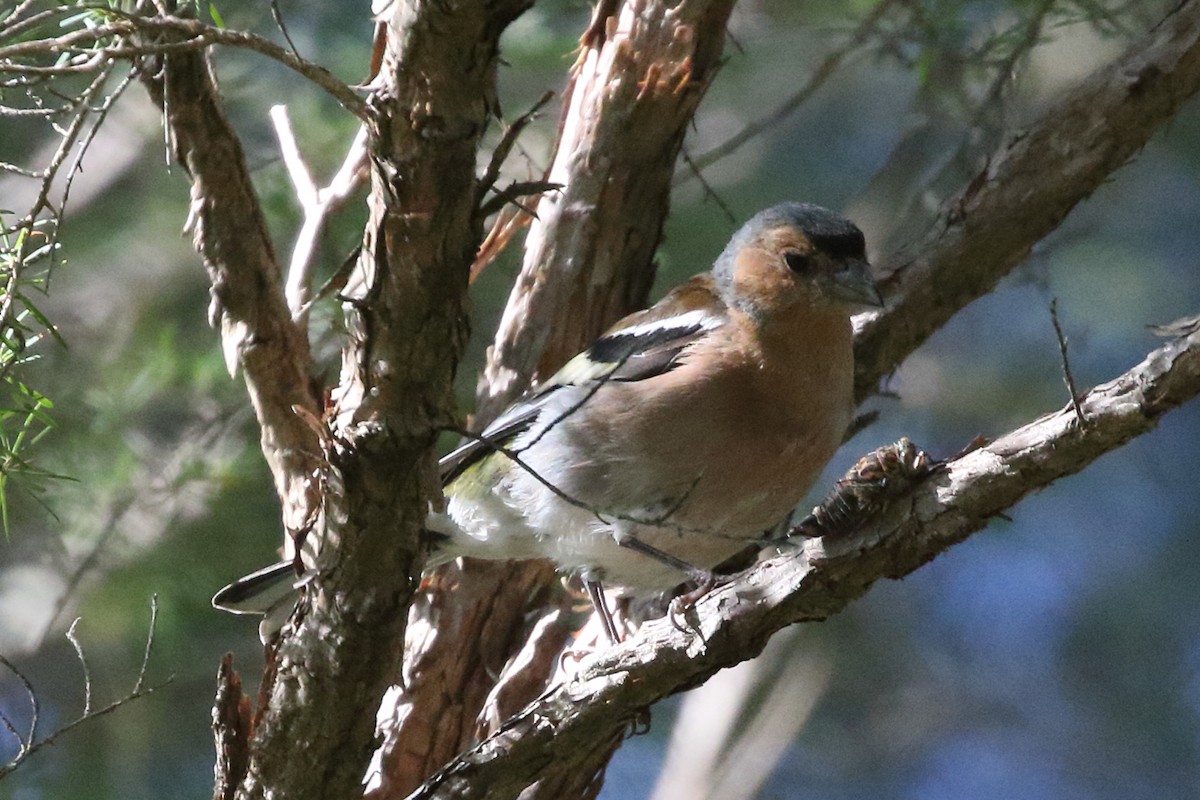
<box><xmin>138</xmin><ymin>46</ymin><xmax>322</xmax><ymax>541</ymax></box>
<box><xmin>142</xmin><ymin>1</ymin><xmax>530</xmax><ymax>798</ymax></box>
<box><xmin>369</xmin><ymin>2</ymin><xmax>737</xmax><ymax>797</ymax></box>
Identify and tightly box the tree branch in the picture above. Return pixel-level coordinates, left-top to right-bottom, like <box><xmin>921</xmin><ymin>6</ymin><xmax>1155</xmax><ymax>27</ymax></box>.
<box><xmin>853</xmin><ymin>0</ymin><xmax>1200</xmax><ymax>402</ymax></box>
<box><xmin>410</xmin><ymin>314</ymin><xmax>1200</xmax><ymax>800</ymax></box>
<box><xmin>675</xmin><ymin>0</ymin><xmax>902</xmax><ymax>184</ymax></box>
<box><xmin>222</xmin><ymin>0</ymin><xmax>531</xmax><ymax>797</ymax></box>
<box><xmin>478</xmin><ymin>0</ymin><xmax>739</xmax><ymax>414</ymax></box>
<box><xmin>370</xmin><ymin>2</ymin><xmax>738</xmax><ymax>796</ymax></box>
<box><xmin>137</xmin><ymin>41</ymin><xmax>323</xmax><ymax>549</ymax></box>
<box><xmin>0</xmin><ymin>10</ymin><xmax>366</xmax><ymax>118</ymax></box>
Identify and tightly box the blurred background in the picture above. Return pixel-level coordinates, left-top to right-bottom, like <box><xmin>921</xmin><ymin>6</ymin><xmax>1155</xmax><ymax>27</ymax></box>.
<box><xmin>2</xmin><ymin>1</ymin><xmax>1200</xmax><ymax>798</ymax></box>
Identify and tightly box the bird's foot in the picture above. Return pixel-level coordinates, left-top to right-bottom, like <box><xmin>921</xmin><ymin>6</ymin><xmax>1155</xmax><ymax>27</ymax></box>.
<box><xmin>668</xmin><ymin>570</ymin><xmax>717</xmax><ymax>635</ymax></box>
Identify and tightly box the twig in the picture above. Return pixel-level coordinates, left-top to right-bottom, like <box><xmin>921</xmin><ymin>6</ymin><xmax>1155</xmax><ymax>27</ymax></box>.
<box><xmin>1050</xmin><ymin>299</ymin><xmax>1087</xmax><ymax>427</ymax></box>
<box><xmin>0</xmin><ymin>598</ymin><xmax>171</xmax><ymax>780</ymax></box>
<box><xmin>0</xmin><ymin>4</ymin><xmax>65</xmax><ymax>42</ymax></box>
<box><xmin>134</xmin><ymin>594</ymin><xmax>159</xmax><ymax>694</ymax></box>
<box><xmin>36</xmin><ymin>498</ymin><xmax>132</xmax><ymax>649</ymax></box>
<box><xmin>0</xmin><ymin>14</ymin><xmax>367</xmax><ymax>119</ymax></box>
<box><xmin>676</xmin><ymin>0</ymin><xmax>900</xmax><ymax>184</ymax></box>
<box><xmin>476</xmin><ymin>180</ymin><xmax>562</xmax><ymax>219</ymax></box>
<box><xmin>477</xmin><ymin>90</ymin><xmax>555</xmax><ymax>204</ymax></box>
<box><xmin>269</xmin><ymin>0</ymin><xmax>301</xmax><ymax>60</ymax></box>
<box><xmin>270</xmin><ymin>108</ymin><xmax>369</xmax><ymax>321</ymax></box>
<box><xmin>0</xmin><ymin>652</ymin><xmax>38</xmax><ymax>763</ymax></box>
<box><xmin>64</xmin><ymin>618</ymin><xmax>92</xmax><ymax>715</ymax></box>
<box><xmin>972</xmin><ymin>0</ymin><xmax>1056</xmax><ymax>124</ymax></box>
<box><xmin>4</xmin><ymin>62</ymin><xmax>114</xmax><ymax>235</ymax></box>
<box><xmin>443</xmin><ymin>425</ymin><xmax>706</xmax><ymax>536</ymax></box>
<box><xmin>680</xmin><ymin>149</ymin><xmax>736</xmax><ymax>223</ymax></box>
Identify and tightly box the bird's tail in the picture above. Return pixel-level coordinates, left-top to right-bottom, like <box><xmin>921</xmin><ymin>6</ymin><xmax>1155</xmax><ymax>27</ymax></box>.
<box><xmin>212</xmin><ymin>560</ymin><xmax>299</xmax><ymax>615</ymax></box>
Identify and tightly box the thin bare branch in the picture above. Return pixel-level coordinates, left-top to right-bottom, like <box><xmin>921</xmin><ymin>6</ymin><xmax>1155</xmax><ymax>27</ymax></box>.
<box><xmin>5</xmin><ymin>61</ymin><xmax>114</xmax><ymax>234</ymax></box>
<box><xmin>270</xmin><ymin>108</ymin><xmax>369</xmax><ymax>322</ymax></box>
<box><xmin>64</xmin><ymin>618</ymin><xmax>91</xmax><ymax>716</ymax></box>
<box><xmin>679</xmin><ymin>149</ymin><xmax>736</xmax><ymax>223</ymax></box>
<box><xmin>0</xmin><ymin>652</ymin><xmax>38</xmax><ymax>762</ymax></box>
<box><xmin>442</xmin><ymin>425</ymin><xmax>705</xmax><ymax>537</ymax></box>
<box><xmin>677</xmin><ymin>0</ymin><xmax>901</xmax><ymax>183</ymax></box>
<box><xmin>1050</xmin><ymin>299</ymin><xmax>1087</xmax><ymax>427</ymax></box>
<box><xmin>270</xmin><ymin>105</ymin><xmax>317</xmax><ymax>206</ymax></box>
<box><xmin>477</xmin><ymin>90</ymin><xmax>555</xmax><ymax>203</ymax></box>
<box><xmin>269</xmin><ymin>0</ymin><xmax>300</xmax><ymax>60</ymax></box>
<box><xmin>0</xmin><ymin>12</ymin><xmax>366</xmax><ymax>119</ymax></box>
<box><xmin>134</xmin><ymin>594</ymin><xmax>159</xmax><ymax>695</ymax></box>
<box><xmin>0</xmin><ymin>599</ymin><xmax>170</xmax><ymax>781</ymax></box>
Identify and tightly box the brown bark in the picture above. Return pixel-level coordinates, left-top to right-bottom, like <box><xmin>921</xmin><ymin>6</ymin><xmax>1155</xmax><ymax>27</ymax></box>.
<box><xmin>368</xmin><ymin>2</ymin><xmax>736</xmax><ymax>797</ymax></box>
<box><xmin>143</xmin><ymin>0</ymin><xmax>530</xmax><ymax>797</ymax></box>
<box><xmin>138</xmin><ymin>43</ymin><xmax>322</xmax><ymax>543</ymax></box>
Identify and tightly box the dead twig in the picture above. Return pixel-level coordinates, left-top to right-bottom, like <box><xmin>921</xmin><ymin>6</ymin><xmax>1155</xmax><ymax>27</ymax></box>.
<box><xmin>677</xmin><ymin>0</ymin><xmax>900</xmax><ymax>183</ymax></box>
<box><xmin>0</xmin><ymin>12</ymin><xmax>366</xmax><ymax>119</ymax></box>
<box><xmin>0</xmin><ymin>597</ymin><xmax>171</xmax><ymax>780</ymax></box>
<box><xmin>270</xmin><ymin>106</ymin><xmax>369</xmax><ymax>322</ymax></box>
<box><xmin>1050</xmin><ymin>299</ymin><xmax>1087</xmax><ymax>427</ymax></box>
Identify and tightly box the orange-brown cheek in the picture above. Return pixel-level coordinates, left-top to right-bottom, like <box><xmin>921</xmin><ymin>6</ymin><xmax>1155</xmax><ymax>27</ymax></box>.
<box><xmin>731</xmin><ymin>254</ymin><xmax>812</xmax><ymax>318</ymax></box>
<box><xmin>732</xmin><ymin>250</ymin><xmax>790</xmax><ymax>298</ymax></box>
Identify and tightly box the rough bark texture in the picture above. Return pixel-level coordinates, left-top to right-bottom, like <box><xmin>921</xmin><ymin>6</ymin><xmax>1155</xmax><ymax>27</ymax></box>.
<box><xmin>138</xmin><ymin>47</ymin><xmax>322</xmax><ymax>540</ymax></box>
<box><xmin>368</xmin><ymin>2</ymin><xmax>736</xmax><ymax>797</ymax></box>
<box><xmin>408</xmin><ymin>318</ymin><xmax>1200</xmax><ymax>800</ymax></box>
<box><xmin>145</xmin><ymin>1</ymin><xmax>530</xmax><ymax>798</ymax></box>
<box><xmin>854</xmin><ymin>0</ymin><xmax>1200</xmax><ymax>401</ymax></box>
<box><xmin>479</xmin><ymin>0</ymin><xmax>738</xmax><ymax>413</ymax></box>
<box><xmin>212</xmin><ymin>654</ymin><xmax>252</xmax><ymax>800</ymax></box>
<box><xmin>240</xmin><ymin>2</ymin><xmax>531</xmax><ymax>797</ymax></box>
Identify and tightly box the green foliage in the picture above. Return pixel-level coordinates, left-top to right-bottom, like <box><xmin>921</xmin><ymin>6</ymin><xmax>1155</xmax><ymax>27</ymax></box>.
<box><xmin>0</xmin><ymin>222</ymin><xmax>71</xmax><ymax>537</ymax></box>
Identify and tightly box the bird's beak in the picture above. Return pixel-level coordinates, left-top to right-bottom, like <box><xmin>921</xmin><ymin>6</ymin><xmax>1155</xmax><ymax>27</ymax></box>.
<box><xmin>830</xmin><ymin>259</ymin><xmax>883</xmax><ymax>308</ymax></box>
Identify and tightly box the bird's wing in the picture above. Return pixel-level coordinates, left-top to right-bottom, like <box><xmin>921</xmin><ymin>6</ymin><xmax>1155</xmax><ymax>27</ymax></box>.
<box><xmin>439</xmin><ymin>275</ymin><xmax>726</xmax><ymax>484</ymax></box>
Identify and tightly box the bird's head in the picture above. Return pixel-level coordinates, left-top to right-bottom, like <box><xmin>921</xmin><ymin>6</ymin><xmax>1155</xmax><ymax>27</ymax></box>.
<box><xmin>713</xmin><ymin>202</ymin><xmax>883</xmax><ymax>321</ymax></box>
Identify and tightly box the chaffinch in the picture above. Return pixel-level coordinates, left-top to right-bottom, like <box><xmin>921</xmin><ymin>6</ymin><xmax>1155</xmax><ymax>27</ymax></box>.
<box><xmin>214</xmin><ymin>202</ymin><xmax>882</xmax><ymax>640</ymax></box>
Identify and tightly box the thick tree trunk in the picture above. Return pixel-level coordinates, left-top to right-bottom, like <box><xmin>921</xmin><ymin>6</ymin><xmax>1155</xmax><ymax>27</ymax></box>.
<box><xmin>367</xmin><ymin>2</ymin><xmax>737</xmax><ymax>798</ymax></box>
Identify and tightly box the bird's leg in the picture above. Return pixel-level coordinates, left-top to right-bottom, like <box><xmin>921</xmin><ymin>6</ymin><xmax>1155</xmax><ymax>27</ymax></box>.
<box><xmin>615</xmin><ymin>536</ymin><xmax>720</xmax><ymax>633</ymax></box>
<box><xmin>617</xmin><ymin>536</ymin><xmax>715</xmax><ymax>588</ymax></box>
<box><xmin>583</xmin><ymin>574</ymin><xmax>622</xmax><ymax>644</ymax></box>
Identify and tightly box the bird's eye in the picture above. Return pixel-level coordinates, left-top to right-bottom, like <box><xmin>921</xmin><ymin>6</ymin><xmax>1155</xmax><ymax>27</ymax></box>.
<box><xmin>783</xmin><ymin>251</ymin><xmax>810</xmax><ymax>273</ymax></box>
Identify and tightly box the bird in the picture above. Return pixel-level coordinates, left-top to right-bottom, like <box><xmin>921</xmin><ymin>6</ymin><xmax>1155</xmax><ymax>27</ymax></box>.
<box><xmin>213</xmin><ymin>202</ymin><xmax>882</xmax><ymax>642</ymax></box>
